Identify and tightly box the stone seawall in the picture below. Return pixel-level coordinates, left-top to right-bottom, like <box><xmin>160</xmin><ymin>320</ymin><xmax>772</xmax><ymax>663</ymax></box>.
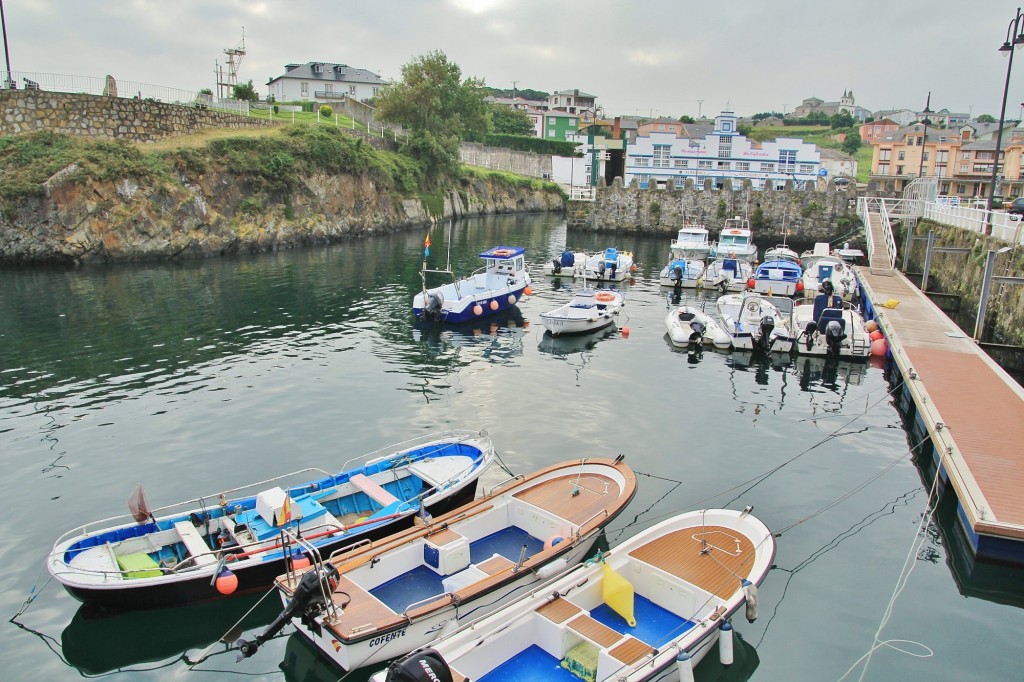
<box><xmin>459</xmin><ymin>143</ymin><xmax>552</xmax><ymax>179</ymax></box>
<box><xmin>571</xmin><ymin>177</ymin><xmax>858</xmax><ymax>242</ymax></box>
<box><xmin>1</xmin><ymin>90</ymin><xmax>274</xmax><ymax>142</ymax></box>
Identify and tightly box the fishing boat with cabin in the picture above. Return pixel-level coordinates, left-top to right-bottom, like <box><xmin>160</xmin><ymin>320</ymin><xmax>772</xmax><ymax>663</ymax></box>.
<box><xmin>375</xmin><ymin>507</ymin><xmax>774</xmax><ymax>682</ymax></box>
<box><xmin>540</xmin><ymin>287</ymin><xmax>625</xmax><ymax>337</ymax></box>
<box><xmin>47</xmin><ymin>431</ymin><xmax>495</xmax><ymax>609</ymax></box>
<box><xmin>413</xmin><ymin>246</ymin><xmax>531</xmax><ymax>323</ymax></box>
<box><xmin>236</xmin><ymin>457</ymin><xmax>637</xmax><ymax>671</ymax></box>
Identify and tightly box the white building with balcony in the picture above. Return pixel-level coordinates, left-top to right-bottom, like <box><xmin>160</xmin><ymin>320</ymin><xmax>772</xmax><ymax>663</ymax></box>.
<box><xmin>624</xmin><ymin>111</ymin><xmax>821</xmax><ymax>190</ymax></box>
<box><xmin>266</xmin><ymin>62</ymin><xmax>386</xmax><ymax>103</ymax></box>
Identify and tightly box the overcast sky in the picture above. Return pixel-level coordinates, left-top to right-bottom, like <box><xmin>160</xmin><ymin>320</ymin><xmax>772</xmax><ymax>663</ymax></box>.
<box><xmin>4</xmin><ymin>0</ymin><xmax>1024</xmax><ymax>120</ymax></box>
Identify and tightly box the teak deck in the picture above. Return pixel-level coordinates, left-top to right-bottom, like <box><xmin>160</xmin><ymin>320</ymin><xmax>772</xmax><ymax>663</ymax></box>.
<box><xmin>628</xmin><ymin>526</ymin><xmax>756</xmax><ymax>600</ymax></box>
<box><xmin>858</xmin><ymin>245</ymin><xmax>1024</xmax><ymax>546</ymax></box>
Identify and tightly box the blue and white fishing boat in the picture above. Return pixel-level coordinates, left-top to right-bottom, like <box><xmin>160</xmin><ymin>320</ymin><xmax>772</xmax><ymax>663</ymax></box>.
<box><xmin>751</xmin><ymin>258</ymin><xmax>805</xmax><ymax>297</ymax></box>
<box><xmin>800</xmin><ymin>243</ymin><xmax>856</xmax><ymax>300</ymax></box>
<box><xmin>47</xmin><ymin>431</ymin><xmax>495</xmax><ymax>609</ymax></box>
<box><xmin>543</xmin><ymin>250</ymin><xmax>590</xmax><ymax>278</ymax></box>
<box><xmin>659</xmin><ymin>256</ymin><xmax>706</xmax><ymax>288</ymax></box>
<box><xmin>545</xmin><ymin>248</ymin><xmax>636</xmax><ymax>282</ymax></box>
<box><xmin>238</xmin><ymin>458</ymin><xmax>637</xmax><ymax>671</ymax></box>
<box><xmin>793</xmin><ymin>286</ymin><xmax>872</xmax><ymax>359</ymax></box>
<box><xmin>375</xmin><ymin>507</ymin><xmax>775</xmax><ymax>682</ymax></box>
<box><xmin>413</xmin><ymin>246</ymin><xmax>531</xmax><ymax>323</ymax></box>
<box><xmin>702</xmin><ymin>257</ymin><xmax>753</xmax><ymax>293</ymax></box>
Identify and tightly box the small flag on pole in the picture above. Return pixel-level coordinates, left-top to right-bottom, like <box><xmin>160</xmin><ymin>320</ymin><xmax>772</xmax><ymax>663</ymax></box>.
<box><xmin>279</xmin><ymin>495</ymin><xmax>292</xmax><ymax>526</ymax></box>
<box><xmin>424</xmin><ymin>233</ymin><xmax>431</xmax><ymax>258</ymax></box>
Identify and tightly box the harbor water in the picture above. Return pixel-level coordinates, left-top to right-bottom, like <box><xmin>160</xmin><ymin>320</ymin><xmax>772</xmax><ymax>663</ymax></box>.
<box><xmin>2</xmin><ymin>213</ymin><xmax>1022</xmax><ymax>681</ymax></box>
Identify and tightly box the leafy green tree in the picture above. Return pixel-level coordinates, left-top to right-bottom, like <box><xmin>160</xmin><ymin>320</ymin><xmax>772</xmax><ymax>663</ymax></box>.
<box><xmin>738</xmin><ymin>123</ymin><xmax>753</xmax><ymax>136</ymax></box>
<box><xmin>830</xmin><ymin>111</ymin><xmax>855</xmax><ymax>129</ymax></box>
<box><xmin>376</xmin><ymin>51</ymin><xmax>491</xmax><ymax>177</ymax></box>
<box><xmin>752</xmin><ymin>111</ymin><xmax>784</xmax><ymax>120</ymax></box>
<box><xmin>679</xmin><ymin>115</ymin><xmax>695</xmax><ymax>124</ymax></box>
<box><xmin>977</xmin><ymin>113</ymin><xmax>996</xmax><ymax>123</ymax></box>
<box><xmin>198</xmin><ymin>88</ymin><xmax>213</xmax><ymax>96</ymax></box>
<box><xmin>232</xmin><ymin>79</ymin><xmax>259</xmax><ymax>102</ymax></box>
<box><xmin>491</xmin><ymin>105</ymin><xmax>534</xmax><ymax>135</ymax></box>
<box><xmin>841</xmin><ymin>131</ymin><xmax>862</xmax><ymax>155</ymax></box>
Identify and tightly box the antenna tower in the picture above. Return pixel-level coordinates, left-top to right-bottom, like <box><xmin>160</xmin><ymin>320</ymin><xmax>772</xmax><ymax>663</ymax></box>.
<box><xmin>216</xmin><ymin>27</ymin><xmax>246</xmax><ymax>99</ymax></box>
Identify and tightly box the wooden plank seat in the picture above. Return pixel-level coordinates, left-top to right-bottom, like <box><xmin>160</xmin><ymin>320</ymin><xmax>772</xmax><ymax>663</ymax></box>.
<box><xmin>567</xmin><ymin>613</ymin><xmax>623</xmax><ymax>648</ymax></box>
<box><xmin>536</xmin><ymin>596</ymin><xmax>582</xmax><ymax>624</ymax></box>
<box><xmin>476</xmin><ymin>554</ymin><xmax>514</xmax><ymax>575</ymax></box>
<box><xmin>174</xmin><ymin>520</ymin><xmax>216</xmax><ymax>567</ymax></box>
<box><xmin>349</xmin><ymin>473</ymin><xmax>400</xmax><ymax>508</ymax></box>
<box><xmin>609</xmin><ymin>636</ymin><xmax>655</xmax><ymax>665</ymax></box>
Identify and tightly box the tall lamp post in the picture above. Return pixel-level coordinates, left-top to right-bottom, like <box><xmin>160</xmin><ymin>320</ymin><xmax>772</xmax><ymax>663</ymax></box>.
<box><xmin>918</xmin><ymin>92</ymin><xmax>932</xmax><ymax>180</ymax></box>
<box><xmin>987</xmin><ymin>7</ymin><xmax>1024</xmax><ymax>235</ymax></box>
<box><xmin>1</xmin><ymin>0</ymin><xmax>13</xmax><ymax>89</ymax></box>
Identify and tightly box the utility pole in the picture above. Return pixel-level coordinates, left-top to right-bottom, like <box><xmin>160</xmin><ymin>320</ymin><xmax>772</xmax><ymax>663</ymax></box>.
<box><xmin>511</xmin><ymin>80</ymin><xmax>518</xmax><ymax>100</ymax></box>
<box><xmin>697</xmin><ymin>99</ymin><xmax>704</xmax><ymax>119</ymax></box>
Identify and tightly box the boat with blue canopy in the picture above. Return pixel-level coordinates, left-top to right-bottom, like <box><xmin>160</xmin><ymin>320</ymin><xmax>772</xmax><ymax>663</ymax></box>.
<box><xmin>414</xmin><ymin>246</ymin><xmax>531</xmax><ymax>323</ymax></box>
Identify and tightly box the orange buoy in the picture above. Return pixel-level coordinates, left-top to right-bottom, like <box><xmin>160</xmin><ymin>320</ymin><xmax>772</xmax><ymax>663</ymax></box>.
<box><xmin>489</xmin><ymin>300</ymin><xmax>499</xmax><ymax>311</ymax></box>
<box><xmin>524</xmin><ymin>286</ymin><xmax>533</xmax><ymax>296</ymax></box>
<box><xmin>796</xmin><ymin>280</ymin><xmax>804</xmax><ymax>292</ymax></box>
<box><xmin>746</xmin><ymin>278</ymin><xmax>755</xmax><ymax>289</ymax></box>
<box><xmin>595</xmin><ymin>291</ymin><xmax>616</xmax><ymax>302</ymax></box>
<box><xmin>621</xmin><ymin>326</ymin><xmax>630</xmax><ymax>338</ymax></box>
<box><xmin>291</xmin><ymin>553</ymin><xmax>310</xmax><ymax>571</ymax></box>
<box><xmin>507</xmin><ymin>294</ymin><xmax>516</xmax><ymax>304</ymax></box>
<box><xmin>869</xmin><ymin>330</ymin><xmax>883</xmax><ymax>341</ymax></box>
<box><xmin>871</xmin><ymin>338</ymin><xmax>888</xmax><ymax>356</ymax></box>
<box><xmin>215</xmin><ymin>567</ymin><xmax>238</xmax><ymax>595</ymax></box>
<box><xmin>473</xmin><ymin>304</ymin><xmax>483</xmax><ymax>315</ymax></box>
<box><xmin>865</xmin><ymin>319</ymin><xmax>879</xmax><ymax>332</ymax></box>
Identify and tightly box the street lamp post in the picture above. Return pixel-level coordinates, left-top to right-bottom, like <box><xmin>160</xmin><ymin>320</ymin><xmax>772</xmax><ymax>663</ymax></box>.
<box><xmin>986</xmin><ymin>7</ymin><xmax>1024</xmax><ymax>235</ymax></box>
<box><xmin>1</xmin><ymin>0</ymin><xmax>14</xmax><ymax>89</ymax></box>
<box><xmin>918</xmin><ymin>92</ymin><xmax>932</xmax><ymax>180</ymax></box>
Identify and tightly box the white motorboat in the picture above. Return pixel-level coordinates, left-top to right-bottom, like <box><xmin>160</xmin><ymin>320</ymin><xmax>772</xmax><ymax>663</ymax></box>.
<box><xmin>792</xmin><ymin>289</ymin><xmax>872</xmax><ymax>359</ymax></box>
<box><xmin>763</xmin><ymin>243</ymin><xmax>800</xmax><ymax>265</ymax></box>
<box><xmin>374</xmin><ymin>507</ymin><xmax>775</xmax><ymax>682</ymax></box>
<box><xmin>665</xmin><ymin>304</ymin><xmax>731</xmax><ymax>348</ymax></box>
<box><xmin>669</xmin><ymin>223</ymin><xmax>713</xmax><ymax>260</ymax></box>
<box><xmin>413</xmin><ymin>246</ymin><xmax>531</xmax><ymax>323</ymax></box>
<box><xmin>659</xmin><ymin>256</ymin><xmax>706</xmax><ymax>288</ymax></box>
<box><xmin>703</xmin><ymin>257</ymin><xmax>753</xmax><ymax>293</ymax></box>
<box><xmin>545</xmin><ymin>248</ymin><xmax>636</xmax><ymax>282</ymax></box>
<box><xmin>800</xmin><ymin>244</ymin><xmax>856</xmax><ymax>299</ymax></box>
<box><xmin>717</xmin><ymin>292</ymin><xmax>796</xmax><ymax>353</ymax></box>
<box><xmin>711</xmin><ymin>217</ymin><xmax>758</xmax><ymax>262</ymax></box>
<box><xmin>540</xmin><ymin>287</ymin><xmax>624</xmax><ymax>337</ymax></box>
<box><xmin>238</xmin><ymin>458</ymin><xmax>637</xmax><ymax>671</ymax></box>
<box><xmin>751</xmin><ymin>259</ymin><xmax>804</xmax><ymax>297</ymax></box>
<box><xmin>543</xmin><ymin>250</ymin><xmax>590</xmax><ymax>278</ymax></box>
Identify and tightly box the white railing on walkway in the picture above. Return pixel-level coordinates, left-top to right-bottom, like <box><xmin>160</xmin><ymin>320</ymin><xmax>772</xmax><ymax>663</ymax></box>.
<box><xmin>922</xmin><ymin>203</ymin><xmax>1024</xmax><ymax>244</ymax></box>
<box><xmin>857</xmin><ymin>196</ymin><xmax>898</xmax><ymax>271</ymax></box>
<box><xmin>2</xmin><ymin>70</ymin><xmax>199</xmax><ymax>105</ymax></box>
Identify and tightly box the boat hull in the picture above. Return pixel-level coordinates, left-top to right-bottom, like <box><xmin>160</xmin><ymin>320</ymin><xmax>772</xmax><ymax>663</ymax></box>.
<box><xmin>665</xmin><ymin>306</ymin><xmax>731</xmax><ymax>348</ymax></box>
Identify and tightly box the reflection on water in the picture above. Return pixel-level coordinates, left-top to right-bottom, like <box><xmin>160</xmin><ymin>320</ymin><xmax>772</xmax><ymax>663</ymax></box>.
<box><xmin>59</xmin><ymin>592</ymin><xmax>280</xmax><ymax>675</ymax></box>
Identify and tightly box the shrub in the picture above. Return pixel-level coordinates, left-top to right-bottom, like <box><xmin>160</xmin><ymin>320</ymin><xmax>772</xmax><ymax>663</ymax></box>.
<box><xmin>319</xmin><ymin>105</ymin><xmax>333</xmax><ymax>118</ymax></box>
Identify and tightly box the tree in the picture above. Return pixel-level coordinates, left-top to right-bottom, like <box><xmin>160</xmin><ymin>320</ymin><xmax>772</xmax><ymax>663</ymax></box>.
<box><xmin>198</xmin><ymin>88</ymin><xmax>213</xmax><ymax>96</ymax></box>
<box><xmin>830</xmin><ymin>111</ymin><xmax>855</xmax><ymax>129</ymax></box>
<box><xmin>491</xmin><ymin>105</ymin><xmax>534</xmax><ymax>135</ymax></box>
<box><xmin>752</xmin><ymin>111</ymin><xmax>784</xmax><ymax>120</ymax></box>
<box><xmin>232</xmin><ymin>79</ymin><xmax>259</xmax><ymax>102</ymax></box>
<box><xmin>679</xmin><ymin>115</ymin><xmax>695</xmax><ymax>124</ymax></box>
<box><xmin>375</xmin><ymin>51</ymin><xmax>491</xmax><ymax>177</ymax></box>
<box><xmin>841</xmin><ymin>131</ymin><xmax>862</xmax><ymax>155</ymax></box>
<box><xmin>977</xmin><ymin>113</ymin><xmax>996</xmax><ymax>123</ymax></box>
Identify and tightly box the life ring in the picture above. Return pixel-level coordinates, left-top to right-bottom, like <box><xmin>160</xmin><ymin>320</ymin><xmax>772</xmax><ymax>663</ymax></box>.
<box><xmin>595</xmin><ymin>292</ymin><xmax>616</xmax><ymax>302</ymax></box>
<box><xmin>491</xmin><ymin>248</ymin><xmax>514</xmax><ymax>257</ymax></box>
<box><xmin>544</xmin><ymin>535</ymin><xmax>564</xmax><ymax>551</ymax></box>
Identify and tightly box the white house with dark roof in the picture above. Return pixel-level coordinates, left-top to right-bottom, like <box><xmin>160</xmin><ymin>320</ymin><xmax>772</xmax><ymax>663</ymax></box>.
<box><xmin>266</xmin><ymin>62</ymin><xmax>386</xmax><ymax>103</ymax></box>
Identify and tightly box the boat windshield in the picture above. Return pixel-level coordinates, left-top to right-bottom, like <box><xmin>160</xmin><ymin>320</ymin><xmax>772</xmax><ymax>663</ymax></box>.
<box><xmin>720</xmin><ymin>234</ymin><xmax>750</xmax><ymax>246</ymax></box>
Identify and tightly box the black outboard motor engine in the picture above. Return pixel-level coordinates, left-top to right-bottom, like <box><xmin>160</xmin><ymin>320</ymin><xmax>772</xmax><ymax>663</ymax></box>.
<box><xmin>803</xmin><ymin>321</ymin><xmax>817</xmax><ymax>351</ymax></box>
<box><xmin>689</xmin><ymin>320</ymin><xmax>705</xmax><ymax>345</ymax></box>
<box><xmin>385</xmin><ymin>648</ymin><xmax>455</xmax><ymax>682</ymax></box>
<box><xmin>755</xmin><ymin>315</ymin><xmax>776</xmax><ymax>352</ymax></box>
<box><xmin>424</xmin><ymin>292</ymin><xmax>444</xmax><ymax>321</ymax></box>
<box><xmin>551</xmin><ymin>258</ymin><xmax>562</xmax><ymax>274</ymax></box>
<box><xmin>672</xmin><ymin>265</ymin><xmax>684</xmax><ymax>293</ymax></box>
<box><xmin>824</xmin><ymin>320</ymin><xmax>846</xmax><ymax>359</ymax></box>
<box><xmin>236</xmin><ymin>562</ymin><xmax>340</xmax><ymax>660</ymax></box>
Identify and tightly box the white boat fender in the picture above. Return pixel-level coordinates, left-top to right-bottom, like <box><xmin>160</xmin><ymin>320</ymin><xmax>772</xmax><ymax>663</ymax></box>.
<box><xmin>535</xmin><ymin>556</ymin><xmax>570</xmax><ymax>581</ymax></box>
<box><xmin>675</xmin><ymin>650</ymin><xmax>695</xmax><ymax>682</ymax></box>
<box><xmin>719</xmin><ymin>621</ymin><xmax>734</xmax><ymax>666</ymax></box>
<box><xmin>742</xmin><ymin>578</ymin><xmax>759</xmax><ymax>622</ymax></box>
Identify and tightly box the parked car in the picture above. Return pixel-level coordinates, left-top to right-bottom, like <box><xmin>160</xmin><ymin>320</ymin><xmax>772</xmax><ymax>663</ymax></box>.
<box><xmin>834</xmin><ymin>177</ymin><xmax>851</xmax><ymax>189</ymax></box>
<box><xmin>1007</xmin><ymin>197</ymin><xmax>1024</xmax><ymax>216</ymax></box>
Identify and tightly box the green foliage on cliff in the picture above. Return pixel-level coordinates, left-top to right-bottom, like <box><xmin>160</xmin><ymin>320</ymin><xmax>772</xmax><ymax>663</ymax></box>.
<box><xmin>462</xmin><ymin>166</ymin><xmax>565</xmax><ymax>198</ymax></box>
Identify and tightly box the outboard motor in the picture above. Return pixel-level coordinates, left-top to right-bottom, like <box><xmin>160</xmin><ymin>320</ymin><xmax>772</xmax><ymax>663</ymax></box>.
<box><xmin>803</xmin><ymin>321</ymin><xmax>817</xmax><ymax>351</ymax></box>
<box><xmin>673</xmin><ymin>265</ymin><xmax>684</xmax><ymax>293</ymax></box>
<box><xmin>236</xmin><ymin>562</ymin><xmax>339</xmax><ymax>660</ymax></box>
<box><xmin>754</xmin><ymin>315</ymin><xmax>776</xmax><ymax>352</ymax></box>
<box><xmin>424</xmin><ymin>292</ymin><xmax>444</xmax><ymax>321</ymax></box>
<box><xmin>825</xmin><ymin>319</ymin><xmax>846</xmax><ymax>359</ymax></box>
<box><xmin>385</xmin><ymin>648</ymin><xmax>455</xmax><ymax>682</ymax></box>
<box><xmin>551</xmin><ymin>258</ymin><xmax>562</xmax><ymax>274</ymax></box>
<box><xmin>689</xmin><ymin>320</ymin><xmax>706</xmax><ymax>345</ymax></box>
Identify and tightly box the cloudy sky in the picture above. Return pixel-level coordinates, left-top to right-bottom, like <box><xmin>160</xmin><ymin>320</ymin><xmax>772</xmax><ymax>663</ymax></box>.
<box><xmin>3</xmin><ymin>0</ymin><xmax>1023</xmax><ymax>119</ymax></box>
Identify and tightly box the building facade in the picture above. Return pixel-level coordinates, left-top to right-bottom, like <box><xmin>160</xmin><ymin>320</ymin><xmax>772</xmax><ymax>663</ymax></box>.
<box><xmin>625</xmin><ymin>111</ymin><xmax>821</xmax><ymax>190</ymax></box>
<box><xmin>266</xmin><ymin>62</ymin><xmax>385</xmax><ymax>103</ymax></box>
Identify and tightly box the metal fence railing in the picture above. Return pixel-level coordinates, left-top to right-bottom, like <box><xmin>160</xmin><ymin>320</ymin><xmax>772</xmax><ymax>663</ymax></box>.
<box><xmin>2</xmin><ymin>71</ymin><xmax>201</xmax><ymax>105</ymax></box>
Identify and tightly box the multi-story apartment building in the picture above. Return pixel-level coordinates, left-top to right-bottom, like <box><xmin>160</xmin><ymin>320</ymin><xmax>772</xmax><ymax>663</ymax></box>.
<box><xmin>624</xmin><ymin>111</ymin><xmax>821</xmax><ymax>190</ymax></box>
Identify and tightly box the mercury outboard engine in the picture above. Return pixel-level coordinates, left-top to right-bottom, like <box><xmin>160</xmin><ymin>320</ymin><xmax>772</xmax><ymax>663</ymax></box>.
<box><xmin>236</xmin><ymin>562</ymin><xmax>340</xmax><ymax>660</ymax></box>
<box><xmin>824</xmin><ymin>319</ymin><xmax>846</xmax><ymax>359</ymax></box>
<box><xmin>423</xmin><ymin>292</ymin><xmax>444</xmax><ymax>321</ymax></box>
<box><xmin>754</xmin><ymin>315</ymin><xmax>776</xmax><ymax>352</ymax></box>
<box><xmin>689</xmin><ymin>320</ymin><xmax>705</xmax><ymax>345</ymax></box>
<box><xmin>673</xmin><ymin>265</ymin><xmax>684</xmax><ymax>293</ymax></box>
<box><xmin>385</xmin><ymin>648</ymin><xmax>455</xmax><ymax>682</ymax></box>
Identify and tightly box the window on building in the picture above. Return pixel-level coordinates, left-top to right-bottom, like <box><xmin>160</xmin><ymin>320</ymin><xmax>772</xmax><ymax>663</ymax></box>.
<box><xmin>959</xmin><ymin>164</ymin><xmax>969</xmax><ymax>172</ymax></box>
<box><xmin>976</xmin><ymin>151</ymin><xmax>995</xmax><ymax>160</ymax></box>
<box><xmin>923</xmin><ymin>151</ymin><xmax>929</xmax><ymax>161</ymax></box>
<box><xmin>779</xmin><ymin>150</ymin><xmax>796</xmax><ymax>173</ymax></box>
<box><xmin>736</xmin><ymin>161</ymin><xmax>750</xmax><ymax>171</ymax></box>
<box><xmin>957</xmin><ymin>184</ymin><xmax>966</xmax><ymax>193</ymax></box>
<box><xmin>653</xmin><ymin>145</ymin><xmax>670</xmax><ymax>168</ymax></box>
<box><xmin>936</xmin><ymin>150</ymin><xmax>949</xmax><ymax>162</ymax></box>
<box><xmin>878</xmin><ymin>163</ymin><xmax>890</xmax><ymax>175</ymax></box>
<box><xmin>548</xmin><ymin>130</ymin><xmax>555</xmax><ymax>138</ymax></box>
<box><xmin>896</xmin><ymin>165</ymin><xmax>904</xmax><ymax>175</ymax></box>
<box><xmin>719</xmin><ymin>138</ymin><xmax>732</xmax><ymax>158</ymax></box>
<box><xmin>571</xmin><ymin>119</ymin><xmax>577</xmax><ymax>126</ymax></box>
<box><xmin>936</xmin><ymin>166</ymin><xmax>946</xmax><ymax>177</ymax></box>
<box><xmin>674</xmin><ymin>159</ymin><xmax>689</xmax><ymax>168</ymax></box>
<box><xmin>961</xmin><ymin>151</ymin><xmax>970</xmax><ymax>160</ymax></box>
<box><xmin>636</xmin><ymin>157</ymin><xmax>650</xmax><ymax>167</ymax></box>
<box><xmin>549</xmin><ymin>117</ymin><xmax>556</xmax><ymax>125</ymax></box>
<box><xmin>349</xmin><ymin>85</ymin><xmax>357</xmax><ymax>96</ymax></box>
<box><xmin>799</xmin><ymin>164</ymin><xmax>814</xmax><ymax>174</ymax></box>
<box><xmin>301</xmin><ymin>82</ymin><xmax>309</xmax><ymax>96</ymax></box>
<box><xmin>974</xmin><ymin>164</ymin><xmax>994</xmax><ymax>173</ymax></box>
<box><xmin>898</xmin><ymin>151</ymin><xmax>906</xmax><ymax>160</ymax></box>
<box><xmin>879</xmin><ymin>149</ymin><xmax>891</xmax><ymax>161</ymax></box>
<box><xmin>698</xmin><ymin>160</ymin><xmax>712</xmax><ymax>169</ymax></box>
<box><xmin>761</xmin><ymin>162</ymin><xmax>775</xmax><ymax>172</ymax></box>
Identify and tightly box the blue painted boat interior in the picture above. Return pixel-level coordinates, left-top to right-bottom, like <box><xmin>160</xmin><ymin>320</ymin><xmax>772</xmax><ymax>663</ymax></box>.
<box><xmin>470</xmin><ymin>526</ymin><xmax>543</xmax><ymax>563</ymax></box>
<box><xmin>477</xmin><ymin>644</ymin><xmax>579</xmax><ymax>682</ymax></box>
<box><xmin>591</xmin><ymin>594</ymin><xmax>695</xmax><ymax>647</ymax></box>
<box><xmin>370</xmin><ymin>565</ymin><xmax>446</xmax><ymax>613</ymax></box>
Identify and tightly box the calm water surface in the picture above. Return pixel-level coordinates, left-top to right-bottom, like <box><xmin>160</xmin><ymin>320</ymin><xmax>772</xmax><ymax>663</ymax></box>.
<box><xmin>2</xmin><ymin>214</ymin><xmax>1022</xmax><ymax>681</ymax></box>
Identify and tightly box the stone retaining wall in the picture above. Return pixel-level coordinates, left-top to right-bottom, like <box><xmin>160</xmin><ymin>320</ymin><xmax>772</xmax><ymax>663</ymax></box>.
<box><xmin>459</xmin><ymin>142</ymin><xmax>552</xmax><ymax>179</ymax></box>
<box><xmin>571</xmin><ymin>176</ymin><xmax>858</xmax><ymax>242</ymax></box>
<box><xmin>0</xmin><ymin>90</ymin><xmax>273</xmax><ymax>142</ymax></box>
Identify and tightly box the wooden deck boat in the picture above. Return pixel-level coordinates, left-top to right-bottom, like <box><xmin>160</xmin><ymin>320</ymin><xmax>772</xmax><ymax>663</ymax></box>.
<box><xmin>237</xmin><ymin>458</ymin><xmax>637</xmax><ymax>671</ymax></box>
<box><xmin>375</xmin><ymin>507</ymin><xmax>775</xmax><ymax>682</ymax></box>
<box><xmin>540</xmin><ymin>288</ymin><xmax>624</xmax><ymax>337</ymax></box>
<box><xmin>47</xmin><ymin>431</ymin><xmax>494</xmax><ymax>609</ymax></box>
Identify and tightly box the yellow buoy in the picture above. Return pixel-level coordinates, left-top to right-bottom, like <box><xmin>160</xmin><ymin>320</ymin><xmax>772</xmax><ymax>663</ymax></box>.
<box><xmin>602</xmin><ymin>563</ymin><xmax>636</xmax><ymax>627</ymax></box>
